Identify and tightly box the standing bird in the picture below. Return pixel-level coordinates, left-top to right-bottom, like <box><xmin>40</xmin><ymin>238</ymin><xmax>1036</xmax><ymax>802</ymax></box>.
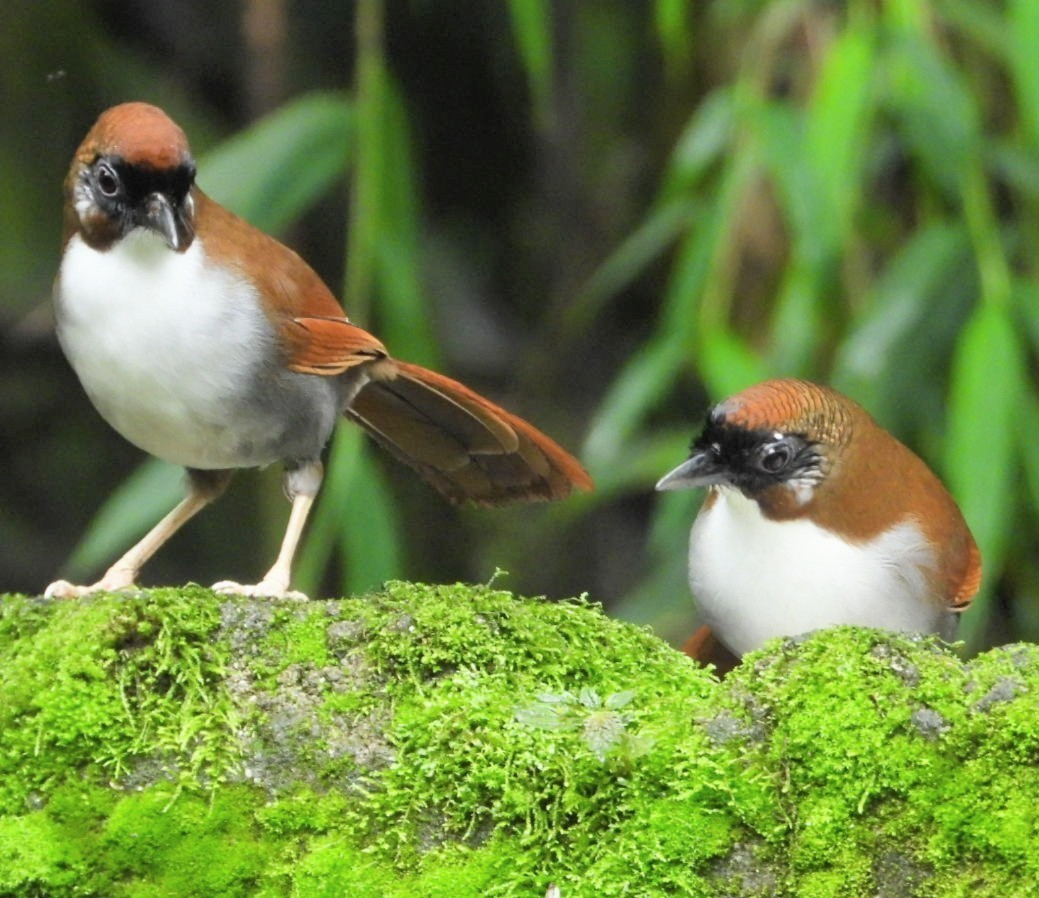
<box><xmin>657</xmin><ymin>379</ymin><xmax>980</xmax><ymax>668</ymax></box>
<box><xmin>47</xmin><ymin>102</ymin><xmax>592</xmax><ymax>599</ymax></box>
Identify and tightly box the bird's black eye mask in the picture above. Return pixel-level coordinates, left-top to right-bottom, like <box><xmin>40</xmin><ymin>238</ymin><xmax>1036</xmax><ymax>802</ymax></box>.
<box><xmin>80</xmin><ymin>154</ymin><xmax>197</xmax><ymax>250</ymax></box>
<box><xmin>89</xmin><ymin>154</ymin><xmax>196</xmax><ymax>211</ymax></box>
<box><xmin>691</xmin><ymin>415</ymin><xmax>823</xmax><ymax>495</ymax></box>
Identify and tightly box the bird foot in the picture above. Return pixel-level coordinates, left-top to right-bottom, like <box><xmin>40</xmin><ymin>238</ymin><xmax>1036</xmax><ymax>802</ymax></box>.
<box><xmin>44</xmin><ymin>569</ymin><xmax>139</xmax><ymax>598</ymax></box>
<box><xmin>44</xmin><ymin>580</ymin><xmax>97</xmax><ymax>599</ymax></box>
<box><xmin>211</xmin><ymin>580</ymin><xmax>308</xmax><ymax>601</ymax></box>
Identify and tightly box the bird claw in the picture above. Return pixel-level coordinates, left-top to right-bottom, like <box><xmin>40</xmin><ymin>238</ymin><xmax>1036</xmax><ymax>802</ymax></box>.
<box><xmin>44</xmin><ymin>569</ymin><xmax>140</xmax><ymax>599</ymax></box>
<box><xmin>211</xmin><ymin>580</ymin><xmax>308</xmax><ymax>601</ymax></box>
<box><xmin>44</xmin><ymin>579</ymin><xmax>94</xmax><ymax>599</ymax></box>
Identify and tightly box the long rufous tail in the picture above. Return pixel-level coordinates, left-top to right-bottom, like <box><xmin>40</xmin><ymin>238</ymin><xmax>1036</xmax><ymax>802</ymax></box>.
<box><xmin>347</xmin><ymin>360</ymin><xmax>593</xmax><ymax>505</ymax></box>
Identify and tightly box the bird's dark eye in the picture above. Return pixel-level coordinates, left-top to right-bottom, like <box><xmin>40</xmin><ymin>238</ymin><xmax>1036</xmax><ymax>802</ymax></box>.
<box><xmin>95</xmin><ymin>163</ymin><xmax>120</xmax><ymax>198</ymax></box>
<box><xmin>757</xmin><ymin>441</ymin><xmax>793</xmax><ymax>474</ymax></box>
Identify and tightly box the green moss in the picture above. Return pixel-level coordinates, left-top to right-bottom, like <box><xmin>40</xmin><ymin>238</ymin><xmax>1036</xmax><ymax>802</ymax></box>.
<box><xmin>0</xmin><ymin>588</ymin><xmax>237</xmax><ymax>812</ymax></box>
<box><xmin>284</xmin><ymin>839</ymin><xmax>507</xmax><ymax>898</ymax></box>
<box><xmin>726</xmin><ymin>628</ymin><xmax>1039</xmax><ymax>895</ymax></box>
<box><xmin>253</xmin><ymin>604</ymin><xmax>332</xmax><ymax>679</ymax></box>
<box><xmin>0</xmin><ymin>812</ymin><xmax>83</xmax><ymax>894</ymax></box>
<box><xmin>288</xmin><ymin>838</ymin><xmax>399</xmax><ymax>897</ymax></box>
<box><xmin>350</xmin><ymin>582</ymin><xmax>736</xmax><ymax>890</ymax></box>
<box><xmin>1</xmin><ymin>586</ymin><xmax>1037</xmax><ymax>896</ymax></box>
<box><xmin>95</xmin><ymin>786</ymin><xmax>273</xmax><ymax>897</ymax></box>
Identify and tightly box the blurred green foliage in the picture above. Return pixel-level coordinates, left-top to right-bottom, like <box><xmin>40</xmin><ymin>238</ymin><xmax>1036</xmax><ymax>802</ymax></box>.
<box><xmin>1</xmin><ymin>1</ymin><xmax>1036</xmax><ymax>652</ymax></box>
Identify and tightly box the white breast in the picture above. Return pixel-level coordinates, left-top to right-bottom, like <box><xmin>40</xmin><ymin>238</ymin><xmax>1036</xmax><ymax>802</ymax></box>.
<box><xmin>56</xmin><ymin>231</ymin><xmax>281</xmax><ymax>469</ymax></box>
<box><xmin>688</xmin><ymin>488</ymin><xmax>947</xmax><ymax>656</ymax></box>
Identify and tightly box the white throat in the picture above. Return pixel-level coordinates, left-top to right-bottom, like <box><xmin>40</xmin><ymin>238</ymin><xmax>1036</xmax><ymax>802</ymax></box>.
<box><xmin>688</xmin><ymin>488</ymin><xmax>948</xmax><ymax>656</ymax></box>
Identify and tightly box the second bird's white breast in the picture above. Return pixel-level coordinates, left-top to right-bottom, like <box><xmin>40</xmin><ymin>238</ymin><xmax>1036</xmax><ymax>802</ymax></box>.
<box><xmin>56</xmin><ymin>230</ymin><xmax>276</xmax><ymax>469</ymax></box>
<box><xmin>688</xmin><ymin>488</ymin><xmax>945</xmax><ymax>655</ymax></box>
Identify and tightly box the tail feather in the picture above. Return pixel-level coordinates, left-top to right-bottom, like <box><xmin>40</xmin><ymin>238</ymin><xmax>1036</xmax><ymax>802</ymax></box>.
<box><xmin>347</xmin><ymin>360</ymin><xmax>593</xmax><ymax>505</ymax></box>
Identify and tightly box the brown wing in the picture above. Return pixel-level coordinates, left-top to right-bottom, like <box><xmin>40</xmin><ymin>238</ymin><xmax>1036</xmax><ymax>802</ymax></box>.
<box><xmin>195</xmin><ymin>188</ymin><xmax>591</xmax><ymax>504</ymax></box>
<box><xmin>283</xmin><ymin>317</ymin><xmax>389</xmax><ymax>375</ymax></box>
<box><xmin>947</xmin><ymin>535</ymin><xmax>982</xmax><ymax>613</ymax></box>
<box><xmin>347</xmin><ymin>360</ymin><xmax>593</xmax><ymax>506</ymax></box>
<box><xmin>195</xmin><ymin>191</ymin><xmax>348</xmax><ymax>319</ymax></box>
<box><xmin>195</xmin><ymin>195</ymin><xmax>390</xmax><ymax>374</ymax></box>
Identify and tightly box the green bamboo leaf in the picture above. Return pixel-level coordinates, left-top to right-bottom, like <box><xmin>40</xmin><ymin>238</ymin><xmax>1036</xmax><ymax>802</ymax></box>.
<box><xmin>584</xmin><ymin>142</ymin><xmax>754</xmax><ymax>470</ymax></box>
<box><xmin>660</xmin><ymin>89</ymin><xmax>735</xmax><ymax>199</ymax></box>
<box><xmin>750</xmin><ymin>100</ymin><xmax>819</xmax><ymax>258</ymax></box>
<box><xmin>654</xmin><ymin>0</ymin><xmax>693</xmax><ymax>75</ymax></box>
<box><xmin>197</xmin><ymin>92</ymin><xmax>353</xmax><ymax>234</ymax></box>
<box><xmin>805</xmin><ymin>22</ymin><xmax>876</xmax><ymax>245</ymax></box>
<box><xmin>939</xmin><ymin>0</ymin><xmax>1011</xmax><ymax>63</ymax></box>
<box><xmin>1009</xmin><ymin>0</ymin><xmax>1039</xmax><ymax>149</ymax></box>
<box><xmin>698</xmin><ymin>329</ymin><xmax>767</xmax><ymax>400</ymax></box>
<box><xmin>371</xmin><ymin>77</ymin><xmax>437</xmax><ymax>367</ymax></box>
<box><xmin>584</xmin><ymin>429</ymin><xmax>694</xmax><ymax>501</ymax></box>
<box><xmin>345</xmin><ymin>11</ymin><xmax>389</xmax><ymax>322</ymax></box>
<box><xmin>294</xmin><ymin>427</ymin><xmax>403</xmax><ymax>597</ymax></box>
<box><xmin>1012</xmin><ymin>284</ymin><xmax>1039</xmax><ymax>558</ymax></box>
<box><xmin>768</xmin><ymin>259</ymin><xmax>828</xmax><ymax>376</ymax></box>
<box><xmin>566</xmin><ymin>200</ymin><xmax>694</xmax><ymax>333</ymax></box>
<box><xmin>64</xmin><ymin>460</ymin><xmax>184</xmax><ymax>579</ymax></box>
<box><xmin>832</xmin><ymin>223</ymin><xmax>970</xmax><ymax>412</ymax></box>
<box><xmin>583</xmin><ymin>334</ymin><xmax>687</xmax><ymax>472</ymax></box>
<box><xmin>376</xmin><ymin>78</ymin><xmax>421</xmax><ymax>254</ymax></box>
<box><xmin>507</xmin><ymin>0</ymin><xmax>553</xmax><ymax>124</ymax></box>
<box><xmin>583</xmin><ymin>222</ymin><xmax>710</xmax><ymax>469</ymax></box>
<box><xmin>882</xmin><ymin>24</ymin><xmax>980</xmax><ymax>192</ymax></box>
<box><xmin>338</xmin><ymin>441</ymin><xmax>403</xmax><ymax>595</ymax></box>
<box><xmin>343</xmin><ymin>46</ymin><xmax>435</xmax><ymax>365</ymax></box>
<box><xmin>1018</xmin><ymin>394</ymin><xmax>1039</xmax><ymax>539</ymax></box>
<box><xmin>752</xmin><ymin>21</ymin><xmax>878</xmax><ymax>375</ymax></box>
<box><xmin>569</xmin><ymin>85</ymin><xmax>733</xmax><ymax>340</ymax></box>
<box><xmin>750</xmin><ymin>95</ymin><xmax>836</xmax><ymax>372</ymax></box>
<box><xmin>945</xmin><ymin>301</ymin><xmax>1026</xmax><ymax>648</ymax></box>
<box><xmin>961</xmin><ymin>162</ymin><xmax>1012</xmax><ymax>311</ymax></box>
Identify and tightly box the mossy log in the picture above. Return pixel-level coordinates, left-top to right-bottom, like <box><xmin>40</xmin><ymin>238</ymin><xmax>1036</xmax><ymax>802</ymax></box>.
<box><xmin>1</xmin><ymin>583</ymin><xmax>1036</xmax><ymax>897</ymax></box>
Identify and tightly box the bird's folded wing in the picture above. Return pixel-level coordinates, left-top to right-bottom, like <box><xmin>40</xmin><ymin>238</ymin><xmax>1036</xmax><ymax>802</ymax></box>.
<box><xmin>949</xmin><ymin>538</ymin><xmax>982</xmax><ymax>612</ymax></box>
<box><xmin>283</xmin><ymin>317</ymin><xmax>388</xmax><ymax>375</ymax></box>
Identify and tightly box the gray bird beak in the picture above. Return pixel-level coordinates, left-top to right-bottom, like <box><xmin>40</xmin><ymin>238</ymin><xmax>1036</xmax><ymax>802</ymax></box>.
<box><xmin>655</xmin><ymin>450</ymin><xmax>730</xmax><ymax>492</ymax></box>
<box><xmin>141</xmin><ymin>192</ymin><xmax>193</xmax><ymax>251</ymax></box>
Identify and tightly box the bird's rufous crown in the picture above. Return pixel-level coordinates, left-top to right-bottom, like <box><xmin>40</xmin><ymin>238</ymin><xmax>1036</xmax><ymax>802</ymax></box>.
<box><xmin>75</xmin><ymin>102</ymin><xmax>191</xmax><ymax>169</ymax></box>
<box><xmin>713</xmin><ymin>378</ymin><xmax>854</xmax><ymax>450</ymax></box>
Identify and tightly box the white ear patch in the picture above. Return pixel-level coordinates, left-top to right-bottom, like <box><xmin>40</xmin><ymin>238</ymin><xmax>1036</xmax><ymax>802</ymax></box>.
<box><xmin>786</xmin><ymin>476</ymin><xmax>819</xmax><ymax>506</ymax></box>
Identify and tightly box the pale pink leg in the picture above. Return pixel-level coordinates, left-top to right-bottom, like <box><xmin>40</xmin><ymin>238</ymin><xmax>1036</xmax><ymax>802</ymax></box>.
<box><xmin>212</xmin><ymin>461</ymin><xmax>322</xmax><ymax>600</ymax></box>
<box><xmin>45</xmin><ymin>469</ymin><xmax>230</xmax><ymax>598</ymax></box>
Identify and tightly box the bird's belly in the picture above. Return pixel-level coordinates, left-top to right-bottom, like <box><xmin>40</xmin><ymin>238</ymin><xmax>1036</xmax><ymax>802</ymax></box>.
<box><xmin>56</xmin><ymin>232</ymin><xmax>337</xmax><ymax>469</ymax></box>
<box><xmin>688</xmin><ymin>490</ymin><xmax>947</xmax><ymax>656</ymax></box>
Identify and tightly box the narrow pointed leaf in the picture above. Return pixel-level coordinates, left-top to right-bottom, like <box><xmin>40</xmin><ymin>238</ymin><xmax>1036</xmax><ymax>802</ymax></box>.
<box><xmin>198</xmin><ymin>92</ymin><xmax>353</xmax><ymax>234</ymax></box>
<box><xmin>945</xmin><ymin>302</ymin><xmax>1026</xmax><ymax>647</ymax></box>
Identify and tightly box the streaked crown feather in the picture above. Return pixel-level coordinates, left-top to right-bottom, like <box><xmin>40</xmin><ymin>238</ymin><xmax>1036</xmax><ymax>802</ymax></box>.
<box><xmin>713</xmin><ymin>378</ymin><xmax>854</xmax><ymax>450</ymax></box>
